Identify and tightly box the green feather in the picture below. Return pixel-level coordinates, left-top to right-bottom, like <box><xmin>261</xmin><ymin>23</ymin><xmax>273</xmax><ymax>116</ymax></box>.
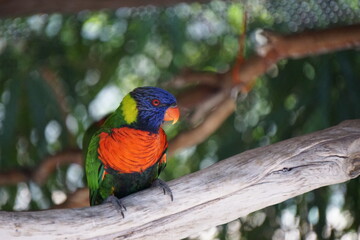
<box><xmin>102</xmin><ymin>94</ymin><xmax>137</xmax><ymax>128</ymax></box>
<box><xmin>84</xmin><ymin>131</ymin><xmax>102</xmax><ymax>205</ymax></box>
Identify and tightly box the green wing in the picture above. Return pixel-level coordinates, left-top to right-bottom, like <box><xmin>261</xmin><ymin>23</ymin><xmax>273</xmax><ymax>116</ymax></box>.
<box><xmin>82</xmin><ymin>115</ymin><xmax>108</xmax><ymax>154</ymax></box>
<box><xmin>85</xmin><ymin>133</ymin><xmax>105</xmax><ymax>206</ymax></box>
<box><xmin>84</xmin><ymin>109</ymin><xmax>128</xmax><ymax>205</ymax></box>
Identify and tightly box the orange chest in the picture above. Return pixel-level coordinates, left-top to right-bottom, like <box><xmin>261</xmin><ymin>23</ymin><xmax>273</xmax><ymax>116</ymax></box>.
<box><xmin>98</xmin><ymin>127</ymin><xmax>168</xmax><ymax>174</ymax></box>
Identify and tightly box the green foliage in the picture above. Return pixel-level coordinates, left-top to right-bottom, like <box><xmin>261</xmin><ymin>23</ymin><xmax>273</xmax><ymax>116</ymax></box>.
<box><xmin>0</xmin><ymin>1</ymin><xmax>360</xmax><ymax>239</ymax></box>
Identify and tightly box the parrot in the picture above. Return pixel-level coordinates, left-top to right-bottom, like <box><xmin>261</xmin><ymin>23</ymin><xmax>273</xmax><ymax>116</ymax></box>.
<box><xmin>84</xmin><ymin>86</ymin><xmax>180</xmax><ymax>214</ymax></box>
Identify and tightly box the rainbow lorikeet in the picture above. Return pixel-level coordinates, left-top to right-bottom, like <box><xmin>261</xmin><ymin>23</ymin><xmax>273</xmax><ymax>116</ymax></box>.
<box><xmin>84</xmin><ymin>87</ymin><xmax>179</xmax><ymax>213</ymax></box>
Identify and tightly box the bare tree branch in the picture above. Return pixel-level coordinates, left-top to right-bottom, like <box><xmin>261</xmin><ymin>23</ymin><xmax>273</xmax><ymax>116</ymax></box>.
<box><xmin>0</xmin><ymin>0</ymin><xmax>211</xmax><ymax>18</ymax></box>
<box><xmin>168</xmin><ymin>97</ymin><xmax>235</xmax><ymax>157</ymax></box>
<box><xmin>0</xmin><ymin>149</ymin><xmax>82</xmax><ymax>186</ymax></box>
<box><xmin>40</xmin><ymin>67</ymin><xmax>70</xmax><ymax>120</ymax></box>
<box><xmin>235</xmin><ymin>24</ymin><xmax>360</xmax><ymax>86</ymax></box>
<box><xmin>0</xmin><ymin>169</ymin><xmax>31</xmax><ymax>186</ymax></box>
<box><xmin>1</xmin><ymin>120</ymin><xmax>359</xmax><ymax>239</ymax></box>
<box><xmin>166</xmin><ymin>70</ymin><xmax>224</xmax><ymax>89</ymax></box>
<box><xmin>168</xmin><ymin>24</ymin><xmax>360</xmax><ymax>155</ymax></box>
<box><xmin>53</xmin><ymin>188</ymin><xmax>89</xmax><ymax>209</ymax></box>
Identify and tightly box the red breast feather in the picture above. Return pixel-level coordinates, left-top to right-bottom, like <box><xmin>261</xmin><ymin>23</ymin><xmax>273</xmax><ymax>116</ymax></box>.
<box><xmin>98</xmin><ymin>127</ymin><xmax>167</xmax><ymax>174</ymax></box>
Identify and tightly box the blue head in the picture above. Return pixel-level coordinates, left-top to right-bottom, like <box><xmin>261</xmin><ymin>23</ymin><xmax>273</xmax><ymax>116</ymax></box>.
<box><xmin>120</xmin><ymin>86</ymin><xmax>179</xmax><ymax>133</ymax></box>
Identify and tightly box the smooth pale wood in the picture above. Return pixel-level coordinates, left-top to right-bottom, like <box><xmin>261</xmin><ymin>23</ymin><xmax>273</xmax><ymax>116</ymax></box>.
<box><xmin>1</xmin><ymin>120</ymin><xmax>359</xmax><ymax>240</ymax></box>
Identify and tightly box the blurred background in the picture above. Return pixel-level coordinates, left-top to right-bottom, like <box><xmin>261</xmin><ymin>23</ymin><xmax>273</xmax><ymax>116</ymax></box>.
<box><xmin>1</xmin><ymin>0</ymin><xmax>360</xmax><ymax>239</ymax></box>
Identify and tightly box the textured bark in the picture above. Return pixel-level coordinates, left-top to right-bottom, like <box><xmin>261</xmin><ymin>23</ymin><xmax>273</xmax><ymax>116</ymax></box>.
<box><xmin>234</xmin><ymin>24</ymin><xmax>360</xmax><ymax>87</ymax></box>
<box><xmin>1</xmin><ymin>120</ymin><xmax>359</xmax><ymax>240</ymax></box>
<box><xmin>0</xmin><ymin>0</ymin><xmax>210</xmax><ymax>18</ymax></box>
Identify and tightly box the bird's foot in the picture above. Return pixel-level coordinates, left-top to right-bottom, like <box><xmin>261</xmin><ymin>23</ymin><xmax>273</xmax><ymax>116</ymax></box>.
<box><xmin>103</xmin><ymin>195</ymin><xmax>127</xmax><ymax>218</ymax></box>
<box><xmin>151</xmin><ymin>179</ymin><xmax>173</xmax><ymax>201</ymax></box>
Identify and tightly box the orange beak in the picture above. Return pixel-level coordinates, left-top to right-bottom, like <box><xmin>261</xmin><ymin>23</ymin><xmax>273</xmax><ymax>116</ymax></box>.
<box><xmin>164</xmin><ymin>106</ymin><xmax>180</xmax><ymax>124</ymax></box>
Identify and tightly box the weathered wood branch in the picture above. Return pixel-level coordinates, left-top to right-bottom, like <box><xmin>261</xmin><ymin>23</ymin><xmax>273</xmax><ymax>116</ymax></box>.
<box><xmin>1</xmin><ymin>120</ymin><xmax>359</xmax><ymax>239</ymax></box>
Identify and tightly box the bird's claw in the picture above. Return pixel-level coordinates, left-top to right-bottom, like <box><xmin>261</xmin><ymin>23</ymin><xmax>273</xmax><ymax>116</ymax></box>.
<box><xmin>152</xmin><ymin>179</ymin><xmax>173</xmax><ymax>201</ymax></box>
<box><xmin>104</xmin><ymin>195</ymin><xmax>127</xmax><ymax>218</ymax></box>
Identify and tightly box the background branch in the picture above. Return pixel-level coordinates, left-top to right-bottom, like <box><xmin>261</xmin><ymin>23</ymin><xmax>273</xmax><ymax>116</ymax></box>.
<box><xmin>235</xmin><ymin>24</ymin><xmax>360</xmax><ymax>86</ymax></box>
<box><xmin>0</xmin><ymin>149</ymin><xmax>82</xmax><ymax>186</ymax></box>
<box><xmin>169</xmin><ymin>24</ymin><xmax>360</xmax><ymax>155</ymax></box>
<box><xmin>40</xmin><ymin>67</ymin><xmax>70</xmax><ymax>120</ymax></box>
<box><xmin>1</xmin><ymin>120</ymin><xmax>359</xmax><ymax>239</ymax></box>
<box><xmin>53</xmin><ymin>187</ymin><xmax>89</xmax><ymax>209</ymax></box>
<box><xmin>1</xmin><ymin>24</ymin><xmax>360</xmax><ymax>187</ymax></box>
<box><xmin>0</xmin><ymin>0</ymin><xmax>211</xmax><ymax>18</ymax></box>
<box><xmin>168</xmin><ymin>97</ymin><xmax>235</xmax><ymax>157</ymax></box>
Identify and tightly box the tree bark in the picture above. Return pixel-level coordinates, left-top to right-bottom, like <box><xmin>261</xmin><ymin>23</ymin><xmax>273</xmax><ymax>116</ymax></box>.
<box><xmin>168</xmin><ymin>24</ymin><xmax>360</xmax><ymax>155</ymax></box>
<box><xmin>0</xmin><ymin>0</ymin><xmax>211</xmax><ymax>18</ymax></box>
<box><xmin>234</xmin><ymin>24</ymin><xmax>360</xmax><ymax>87</ymax></box>
<box><xmin>1</xmin><ymin>120</ymin><xmax>359</xmax><ymax>239</ymax></box>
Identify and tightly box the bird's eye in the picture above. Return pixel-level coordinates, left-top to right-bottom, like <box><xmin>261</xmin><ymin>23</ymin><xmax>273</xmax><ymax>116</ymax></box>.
<box><xmin>151</xmin><ymin>99</ymin><xmax>161</xmax><ymax>106</ymax></box>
